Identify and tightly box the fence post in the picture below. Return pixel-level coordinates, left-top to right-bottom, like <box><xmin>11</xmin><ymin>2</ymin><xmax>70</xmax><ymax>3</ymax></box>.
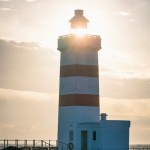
<box><xmin>49</xmin><ymin>140</ymin><xmax>51</xmax><ymax>150</ymax></box>
<box><xmin>33</xmin><ymin>140</ymin><xmax>35</xmax><ymax>148</ymax></box>
<box><xmin>4</xmin><ymin>139</ymin><xmax>5</xmax><ymax>148</ymax></box>
<box><xmin>15</xmin><ymin>139</ymin><xmax>18</xmax><ymax>147</ymax></box>
<box><xmin>24</xmin><ymin>140</ymin><xmax>27</xmax><ymax>147</ymax></box>
<box><xmin>6</xmin><ymin>140</ymin><xmax>8</xmax><ymax>147</ymax></box>
<box><xmin>41</xmin><ymin>140</ymin><xmax>43</xmax><ymax>147</ymax></box>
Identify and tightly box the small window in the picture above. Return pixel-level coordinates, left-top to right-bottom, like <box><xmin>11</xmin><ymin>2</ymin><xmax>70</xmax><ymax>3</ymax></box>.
<box><xmin>93</xmin><ymin>131</ymin><xmax>96</xmax><ymax>141</ymax></box>
<box><xmin>69</xmin><ymin>130</ymin><xmax>74</xmax><ymax>141</ymax></box>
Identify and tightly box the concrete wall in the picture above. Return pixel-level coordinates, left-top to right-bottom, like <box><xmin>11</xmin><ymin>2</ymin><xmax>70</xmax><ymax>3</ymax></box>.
<box><xmin>101</xmin><ymin>120</ymin><xmax>130</xmax><ymax>150</ymax></box>
<box><xmin>57</xmin><ymin>107</ymin><xmax>100</xmax><ymax>144</ymax></box>
<box><xmin>58</xmin><ymin>119</ymin><xmax>130</xmax><ymax>150</ymax></box>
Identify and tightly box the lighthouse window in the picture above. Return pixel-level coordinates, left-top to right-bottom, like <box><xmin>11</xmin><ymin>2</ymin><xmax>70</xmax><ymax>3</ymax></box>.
<box><xmin>69</xmin><ymin>130</ymin><xmax>74</xmax><ymax>141</ymax></box>
<box><xmin>93</xmin><ymin>131</ymin><xmax>96</xmax><ymax>140</ymax></box>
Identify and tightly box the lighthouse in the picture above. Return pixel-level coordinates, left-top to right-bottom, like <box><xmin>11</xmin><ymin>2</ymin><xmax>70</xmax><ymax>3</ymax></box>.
<box><xmin>57</xmin><ymin>10</ymin><xmax>130</xmax><ymax>150</ymax></box>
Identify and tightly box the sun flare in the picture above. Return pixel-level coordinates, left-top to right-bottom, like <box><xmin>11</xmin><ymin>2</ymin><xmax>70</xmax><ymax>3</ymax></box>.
<box><xmin>71</xmin><ymin>28</ymin><xmax>87</xmax><ymax>36</ymax></box>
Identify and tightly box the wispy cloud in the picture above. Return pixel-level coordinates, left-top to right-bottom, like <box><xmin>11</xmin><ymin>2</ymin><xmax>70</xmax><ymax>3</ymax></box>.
<box><xmin>112</xmin><ymin>11</ymin><xmax>131</xmax><ymax>16</ymax></box>
<box><xmin>99</xmin><ymin>46</ymin><xmax>150</xmax><ymax>79</ymax></box>
<box><xmin>0</xmin><ymin>0</ymin><xmax>10</xmax><ymax>1</ymax></box>
<box><xmin>100</xmin><ymin>76</ymin><xmax>150</xmax><ymax>99</ymax></box>
<box><xmin>26</xmin><ymin>0</ymin><xmax>36</xmax><ymax>2</ymax></box>
<box><xmin>0</xmin><ymin>7</ymin><xmax>18</xmax><ymax>11</ymax></box>
<box><xmin>0</xmin><ymin>88</ymin><xmax>56</xmax><ymax>101</ymax></box>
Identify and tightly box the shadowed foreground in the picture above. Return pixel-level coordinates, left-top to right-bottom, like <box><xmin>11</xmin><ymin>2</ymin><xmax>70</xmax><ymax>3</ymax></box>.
<box><xmin>2</xmin><ymin>146</ymin><xmax>22</xmax><ymax>150</ymax></box>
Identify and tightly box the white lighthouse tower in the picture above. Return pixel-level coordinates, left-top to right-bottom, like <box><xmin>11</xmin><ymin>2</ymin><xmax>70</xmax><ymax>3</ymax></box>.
<box><xmin>57</xmin><ymin>10</ymin><xmax>130</xmax><ymax>150</ymax></box>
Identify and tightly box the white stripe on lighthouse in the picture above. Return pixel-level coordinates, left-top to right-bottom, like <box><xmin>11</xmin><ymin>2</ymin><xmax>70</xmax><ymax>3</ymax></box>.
<box><xmin>60</xmin><ymin>77</ymin><xmax>99</xmax><ymax>95</ymax></box>
<box><xmin>60</xmin><ymin>50</ymin><xmax>98</xmax><ymax>66</ymax></box>
<box><xmin>58</xmin><ymin>106</ymin><xmax>100</xmax><ymax>123</ymax></box>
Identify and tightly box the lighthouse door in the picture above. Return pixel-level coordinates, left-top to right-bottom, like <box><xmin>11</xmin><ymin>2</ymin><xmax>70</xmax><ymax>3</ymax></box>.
<box><xmin>81</xmin><ymin>130</ymin><xmax>88</xmax><ymax>150</ymax></box>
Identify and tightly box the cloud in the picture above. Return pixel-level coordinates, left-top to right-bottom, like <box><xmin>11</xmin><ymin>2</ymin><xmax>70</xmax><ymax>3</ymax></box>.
<box><xmin>0</xmin><ymin>39</ymin><xmax>59</xmax><ymax>93</ymax></box>
<box><xmin>99</xmin><ymin>48</ymin><xmax>150</xmax><ymax>99</ymax></box>
<box><xmin>26</xmin><ymin>0</ymin><xmax>36</xmax><ymax>2</ymax></box>
<box><xmin>0</xmin><ymin>7</ymin><xmax>18</xmax><ymax>11</ymax></box>
<box><xmin>100</xmin><ymin>40</ymin><xmax>150</xmax><ymax>79</ymax></box>
<box><xmin>0</xmin><ymin>88</ymin><xmax>56</xmax><ymax>101</ymax></box>
<box><xmin>0</xmin><ymin>39</ymin><xmax>149</xmax><ymax>100</ymax></box>
<box><xmin>112</xmin><ymin>11</ymin><xmax>131</xmax><ymax>16</ymax></box>
<box><xmin>100</xmin><ymin>75</ymin><xmax>150</xmax><ymax>99</ymax></box>
<box><xmin>0</xmin><ymin>0</ymin><xmax>10</xmax><ymax>1</ymax></box>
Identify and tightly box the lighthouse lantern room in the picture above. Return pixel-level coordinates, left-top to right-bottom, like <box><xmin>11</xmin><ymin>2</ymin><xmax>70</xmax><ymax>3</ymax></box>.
<box><xmin>57</xmin><ymin>10</ymin><xmax>130</xmax><ymax>150</ymax></box>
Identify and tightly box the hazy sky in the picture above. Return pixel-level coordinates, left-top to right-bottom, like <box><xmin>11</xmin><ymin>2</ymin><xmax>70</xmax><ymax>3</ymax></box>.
<box><xmin>0</xmin><ymin>0</ymin><xmax>150</xmax><ymax>144</ymax></box>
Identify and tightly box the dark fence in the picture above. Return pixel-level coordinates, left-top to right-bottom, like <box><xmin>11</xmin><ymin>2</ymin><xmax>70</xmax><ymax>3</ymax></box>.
<box><xmin>0</xmin><ymin>140</ymin><xmax>150</xmax><ymax>150</ymax></box>
<box><xmin>0</xmin><ymin>140</ymin><xmax>68</xmax><ymax>150</ymax></box>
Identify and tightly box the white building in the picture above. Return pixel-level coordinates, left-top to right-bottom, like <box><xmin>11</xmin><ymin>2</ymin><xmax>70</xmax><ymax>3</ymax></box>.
<box><xmin>57</xmin><ymin>9</ymin><xmax>130</xmax><ymax>150</ymax></box>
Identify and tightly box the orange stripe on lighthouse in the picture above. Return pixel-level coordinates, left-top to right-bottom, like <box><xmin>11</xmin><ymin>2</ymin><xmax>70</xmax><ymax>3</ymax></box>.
<box><xmin>60</xmin><ymin>64</ymin><xmax>98</xmax><ymax>77</ymax></box>
<box><xmin>59</xmin><ymin>94</ymin><xmax>99</xmax><ymax>106</ymax></box>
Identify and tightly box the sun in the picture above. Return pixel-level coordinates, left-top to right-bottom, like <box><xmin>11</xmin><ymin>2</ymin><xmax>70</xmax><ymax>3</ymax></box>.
<box><xmin>71</xmin><ymin>28</ymin><xmax>87</xmax><ymax>36</ymax></box>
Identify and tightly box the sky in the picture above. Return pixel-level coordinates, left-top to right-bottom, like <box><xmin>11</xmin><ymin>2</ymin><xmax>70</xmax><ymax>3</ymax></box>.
<box><xmin>0</xmin><ymin>0</ymin><xmax>150</xmax><ymax>144</ymax></box>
